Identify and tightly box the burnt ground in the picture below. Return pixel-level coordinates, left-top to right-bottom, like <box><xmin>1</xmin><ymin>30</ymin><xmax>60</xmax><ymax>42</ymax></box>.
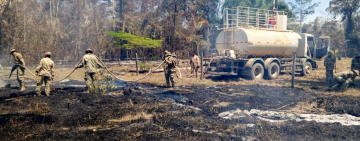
<box><xmin>1</xmin><ymin>79</ymin><xmax>360</xmax><ymax>140</ymax></box>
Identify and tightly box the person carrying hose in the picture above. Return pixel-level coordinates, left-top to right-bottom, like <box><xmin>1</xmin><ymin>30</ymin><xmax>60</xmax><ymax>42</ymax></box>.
<box><xmin>35</xmin><ymin>52</ymin><xmax>55</xmax><ymax>96</ymax></box>
<box><xmin>164</xmin><ymin>51</ymin><xmax>176</xmax><ymax>88</ymax></box>
<box><xmin>10</xmin><ymin>49</ymin><xmax>26</xmax><ymax>91</ymax></box>
<box><xmin>330</xmin><ymin>70</ymin><xmax>358</xmax><ymax>91</ymax></box>
<box><xmin>351</xmin><ymin>53</ymin><xmax>360</xmax><ymax>82</ymax></box>
<box><xmin>75</xmin><ymin>49</ymin><xmax>106</xmax><ymax>93</ymax></box>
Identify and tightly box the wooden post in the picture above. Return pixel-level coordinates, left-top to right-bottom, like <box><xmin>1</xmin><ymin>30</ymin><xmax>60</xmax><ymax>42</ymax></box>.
<box><xmin>334</xmin><ymin>49</ymin><xmax>337</xmax><ymax>73</ymax></box>
<box><xmin>291</xmin><ymin>53</ymin><xmax>296</xmax><ymax>88</ymax></box>
<box><xmin>126</xmin><ymin>50</ymin><xmax>129</xmax><ymax>61</ymax></box>
<box><xmin>201</xmin><ymin>52</ymin><xmax>204</xmax><ymax>80</ymax></box>
<box><xmin>135</xmin><ymin>53</ymin><xmax>139</xmax><ymax>76</ymax></box>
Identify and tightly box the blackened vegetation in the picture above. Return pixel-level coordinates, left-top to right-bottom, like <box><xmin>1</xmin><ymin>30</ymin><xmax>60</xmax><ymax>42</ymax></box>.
<box><xmin>1</xmin><ymin>84</ymin><xmax>360</xmax><ymax>140</ymax></box>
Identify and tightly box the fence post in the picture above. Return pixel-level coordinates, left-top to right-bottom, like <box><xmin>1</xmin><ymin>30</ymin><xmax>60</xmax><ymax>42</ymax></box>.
<box><xmin>291</xmin><ymin>53</ymin><xmax>296</xmax><ymax>88</ymax></box>
<box><xmin>136</xmin><ymin>53</ymin><xmax>139</xmax><ymax>76</ymax></box>
<box><xmin>127</xmin><ymin>50</ymin><xmax>129</xmax><ymax>61</ymax></box>
<box><xmin>201</xmin><ymin>52</ymin><xmax>204</xmax><ymax>80</ymax></box>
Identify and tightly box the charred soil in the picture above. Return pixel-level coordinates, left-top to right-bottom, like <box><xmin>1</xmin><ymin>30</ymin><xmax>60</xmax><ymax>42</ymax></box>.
<box><xmin>1</xmin><ymin>82</ymin><xmax>360</xmax><ymax>140</ymax></box>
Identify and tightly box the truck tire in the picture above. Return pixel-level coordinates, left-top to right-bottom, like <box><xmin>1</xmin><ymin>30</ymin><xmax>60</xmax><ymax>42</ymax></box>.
<box><xmin>265</xmin><ymin>62</ymin><xmax>280</xmax><ymax>80</ymax></box>
<box><xmin>300</xmin><ymin>62</ymin><xmax>312</xmax><ymax>76</ymax></box>
<box><xmin>247</xmin><ymin>63</ymin><xmax>264</xmax><ymax>80</ymax></box>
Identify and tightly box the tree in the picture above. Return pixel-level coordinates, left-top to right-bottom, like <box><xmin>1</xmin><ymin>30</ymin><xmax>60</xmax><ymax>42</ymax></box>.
<box><xmin>222</xmin><ymin>0</ymin><xmax>273</xmax><ymax>10</ymax></box>
<box><xmin>327</xmin><ymin>0</ymin><xmax>360</xmax><ymax>56</ymax></box>
<box><xmin>106</xmin><ymin>31</ymin><xmax>162</xmax><ymax>62</ymax></box>
<box><xmin>288</xmin><ymin>0</ymin><xmax>320</xmax><ymax>32</ymax></box>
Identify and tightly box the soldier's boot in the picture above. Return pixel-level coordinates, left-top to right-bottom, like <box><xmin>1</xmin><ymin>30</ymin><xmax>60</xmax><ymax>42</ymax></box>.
<box><xmin>20</xmin><ymin>82</ymin><xmax>26</xmax><ymax>91</ymax></box>
<box><xmin>83</xmin><ymin>88</ymin><xmax>90</xmax><ymax>93</ymax></box>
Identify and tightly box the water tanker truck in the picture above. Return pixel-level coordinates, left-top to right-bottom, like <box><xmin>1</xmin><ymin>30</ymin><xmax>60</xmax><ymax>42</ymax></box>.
<box><xmin>206</xmin><ymin>6</ymin><xmax>330</xmax><ymax>80</ymax></box>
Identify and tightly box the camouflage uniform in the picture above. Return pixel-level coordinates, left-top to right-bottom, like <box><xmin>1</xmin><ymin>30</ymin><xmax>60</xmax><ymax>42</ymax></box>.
<box><xmin>190</xmin><ymin>54</ymin><xmax>200</xmax><ymax>78</ymax></box>
<box><xmin>10</xmin><ymin>49</ymin><xmax>26</xmax><ymax>91</ymax></box>
<box><xmin>324</xmin><ymin>52</ymin><xmax>336</xmax><ymax>88</ymax></box>
<box><xmin>330</xmin><ymin>70</ymin><xmax>357</xmax><ymax>91</ymax></box>
<box><xmin>164</xmin><ymin>52</ymin><xmax>176</xmax><ymax>87</ymax></box>
<box><xmin>35</xmin><ymin>52</ymin><xmax>55</xmax><ymax>96</ymax></box>
<box><xmin>351</xmin><ymin>53</ymin><xmax>360</xmax><ymax>81</ymax></box>
<box><xmin>76</xmin><ymin>51</ymin><xmax>104</xmax><ymax>93</ymax></box>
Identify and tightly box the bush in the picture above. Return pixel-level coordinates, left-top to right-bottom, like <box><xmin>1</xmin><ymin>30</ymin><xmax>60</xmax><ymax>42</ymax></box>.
<box><xmin>151</xmin><ymin>55</ymin><xmax>158</xmax><ymax>61</ymax></box>
<box><xmin>139</xmin><ymin>63</ymin><xmax>151</xmax><ymax>70</ymax></box>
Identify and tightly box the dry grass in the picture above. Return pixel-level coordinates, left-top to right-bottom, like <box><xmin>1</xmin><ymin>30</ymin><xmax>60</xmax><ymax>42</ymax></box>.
<box><xmin>288</xmin><ymin>101</ymin><xmax>327</xmax><ymax>114</ymax></box>
<box><xmin>0</xmin><ymin>67</ymin><xmax>85</xmax><ymax>81</ymax></box>
<box><xmin>1</xmin><ymin>58</ymin><xmax>359</xmax><ymax>96</ymax></box>
<box><xmin>107</xmin><ymin>112</ymin><xmax>153</xmax><ymax>123</ymax></box>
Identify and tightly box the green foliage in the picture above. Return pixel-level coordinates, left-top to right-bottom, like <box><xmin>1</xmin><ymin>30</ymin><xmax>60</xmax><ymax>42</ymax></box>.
<box><xmin>151</xmin><ymin>55</ymin><xmax>158</xmax><ymax>61</ymax></box>
<box><xmin>288</xmin><ymin>0</ymin><xmax>320</xmax><ymax>25</ymax></box>
<box><xmin>327</xmin><ymin>0</ymin><xmax>360</xmax><ymax>53</ymax></box>
<box><xmin>106</xmin><ymin>31</ymin><xmax>162</xmax><ymax>49</ymax></box>
<box><xmin>223</xmin><ymin>0</ymin><xmax>272</xmax><ymax>10</ymax></box>
<box><xmin>139</xmin><ymin>63</ymin><xmax>151</xmax><ymax>70</ymax></box>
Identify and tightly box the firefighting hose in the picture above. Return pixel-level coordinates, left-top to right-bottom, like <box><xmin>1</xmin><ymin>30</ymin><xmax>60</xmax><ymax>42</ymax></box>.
<box><xmin>94</xmin><ymin>56</ymin><xmax>182</xmax><ymax>82</ymax></box>
<box><xmin>5</xmin><ymin>57</ymin><xmax>182</xmax><ymax>84</ymax></box>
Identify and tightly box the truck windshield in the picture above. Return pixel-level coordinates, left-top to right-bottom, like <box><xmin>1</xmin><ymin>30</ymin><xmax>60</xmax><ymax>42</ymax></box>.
<box><xmin>317</xmin><ymin>38</ymin><xmax>329</xmax><ymax>49</ymax></box>
<box><xmin>307</xmin><ymin>37</ymin><xmax>315</xmax><ymax>48</ymax></box>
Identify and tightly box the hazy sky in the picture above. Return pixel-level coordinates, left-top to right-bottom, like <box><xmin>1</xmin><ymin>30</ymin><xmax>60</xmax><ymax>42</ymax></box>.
<box><xmin>283</xmin><ymin>0</ymin><xmax>332</xmax><ymax>23</ymax></box>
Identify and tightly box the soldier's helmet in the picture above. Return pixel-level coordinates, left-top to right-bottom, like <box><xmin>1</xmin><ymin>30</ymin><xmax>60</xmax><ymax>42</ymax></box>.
<box><xmin>328</xmin><ymin>51</ymin><xmax>333</xmax><ymax>55</ymax></box>
<box><xmin>166</xmin><ymin>52</ymin><xmax>172</xmax><ymax>56</ymax></box>
<box><xmin>172</xmin><ymin>53</ymin><xmax>176</xmax><ymax>57</ymax></box>
<box><xmin>164</xmin><ymin>50</ymin><xmax>170</xmax><ymax>54</ymax></box>
<box><xmin>45</xmin><ymin>52</ymin><xmax>51</xmax><ymax>56</ymax></box>
<box><xmin>353</xmin><ymin>70</ymin><xmax>360</xmax><ymax>76</ymax></box>
<box><xmin>10</xmin><ymin>49</ymin><xmax>16</xmax><ymax>54</ymax></box>
<box><xmin>85</xmin><ymin>48</ymin><xmax>93</xmax><ymax>53</ymax></box>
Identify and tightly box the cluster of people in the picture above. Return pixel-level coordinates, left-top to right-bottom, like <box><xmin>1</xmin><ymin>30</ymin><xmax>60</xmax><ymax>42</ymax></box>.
<box><xmin>162</xmin><ymin>50</ymin><xmax>201</xmax><ymax>88</ymax></box>
<box><xmin>325</xmin><ymin>51</ymin><xmax>360</xmax><ymax>91</ymax></box>
<box><xmin>9</xmin><ymin>48</ymin><xmax>105</xmax><ymax>96</ymax></box>
<box><xmin>8</xmin><ymin>48</ymin><xmax>360</xmax><ymax>94</ymax></box>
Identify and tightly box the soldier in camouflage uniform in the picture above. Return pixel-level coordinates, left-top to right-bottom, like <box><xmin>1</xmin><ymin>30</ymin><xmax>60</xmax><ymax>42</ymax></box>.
<box><xmin>10</xmin><ymin>49</ymin><xmax>26</xmax><ymax>91</ymax></box>
<box><xmin>330</xmin><ymin>70</ymin><xmax>358</xmax><ymax>91</ymax></box>
<box><xmin>35</xmin><ymin>52</ymin><xmax>55</xmax><ymax>96</ymax></box>
<box><xmin>351</xmin><ymin>53</ymin><xmax>360</xmax><ymax>81</ymax></box>
<box><xmin>75</xmin><ymin>49</ymin><xmax>106</xmax><ymax>93</ymax></box>
<box><xmin>324</xmin><ymin>51</ymin><xmax>336</xmax><ymax>88</ymax></box>
<box><xmin>164</xmin><ymin>51</ymin><xmax>176</xmax><ymax>87</ymax></box>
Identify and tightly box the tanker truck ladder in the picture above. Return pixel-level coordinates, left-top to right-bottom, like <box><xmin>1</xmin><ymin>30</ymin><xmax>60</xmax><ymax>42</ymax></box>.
<box><xmin>223</xmin><ymin>6</ymin><xmax>287</xmax><ymax>30</ymax></box>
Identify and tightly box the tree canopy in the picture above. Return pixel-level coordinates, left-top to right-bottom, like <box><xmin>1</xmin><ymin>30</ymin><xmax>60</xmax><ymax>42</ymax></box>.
<box><xmin>106</xmin><ymin>31</ymin><xmax>162</xmax><ymax>50</ymax></box>
<box><xmin>288</xmin><ymin>0</ymin><xmax>320</xmax><ymax>32</ymax></box>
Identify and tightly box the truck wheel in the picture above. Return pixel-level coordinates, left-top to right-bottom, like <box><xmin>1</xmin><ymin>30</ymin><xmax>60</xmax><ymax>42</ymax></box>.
<box><xmin>248</xmin><ymin>63</ymin><xmax>264</xmax><ymax>80</ymax></box>
<box><xmin>266</xmin><ymin>62</ymin><xmax>280</xmax><ymax>80</ymax></box>
<box><xmin>300</xmin><ymin>62</ymin><xmax>312</xmax><ymax>76</ymax></box>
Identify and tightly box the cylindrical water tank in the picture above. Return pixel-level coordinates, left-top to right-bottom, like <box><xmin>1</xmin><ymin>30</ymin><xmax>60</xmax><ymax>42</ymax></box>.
<box><xmin>216</xmin><ymin>28</ymin><xmax>302</xmax><ymax>57</ymax></box>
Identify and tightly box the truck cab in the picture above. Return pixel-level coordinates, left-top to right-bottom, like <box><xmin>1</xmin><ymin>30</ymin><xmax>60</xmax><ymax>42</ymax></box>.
<box><xmin>314</xmin><ymin>36</ymin><xmax>331</xmax><ymax>60</ymax></box>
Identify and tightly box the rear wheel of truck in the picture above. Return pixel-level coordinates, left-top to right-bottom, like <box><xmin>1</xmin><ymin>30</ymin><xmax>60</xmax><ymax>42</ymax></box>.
<box><xmin>300</xmin><ymin>62</ymin><xmax>312</xmax><ymax>76</ymax></box>
<box><xmin>265</xmin><ymin>62</ymin><xmax>280</xmax><ymax>80</ymax></box>
<box><xmin>247</xmin><ymin>63</ymin><xmax>264</xmax><ymax>80</ymax></box>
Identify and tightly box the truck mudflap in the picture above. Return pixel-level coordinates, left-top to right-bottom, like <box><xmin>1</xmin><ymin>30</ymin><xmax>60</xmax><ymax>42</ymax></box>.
<box><xmin>308</xmin><ymin>59</ymin><xmax>318</xmax><ymax>69</ymax></box>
